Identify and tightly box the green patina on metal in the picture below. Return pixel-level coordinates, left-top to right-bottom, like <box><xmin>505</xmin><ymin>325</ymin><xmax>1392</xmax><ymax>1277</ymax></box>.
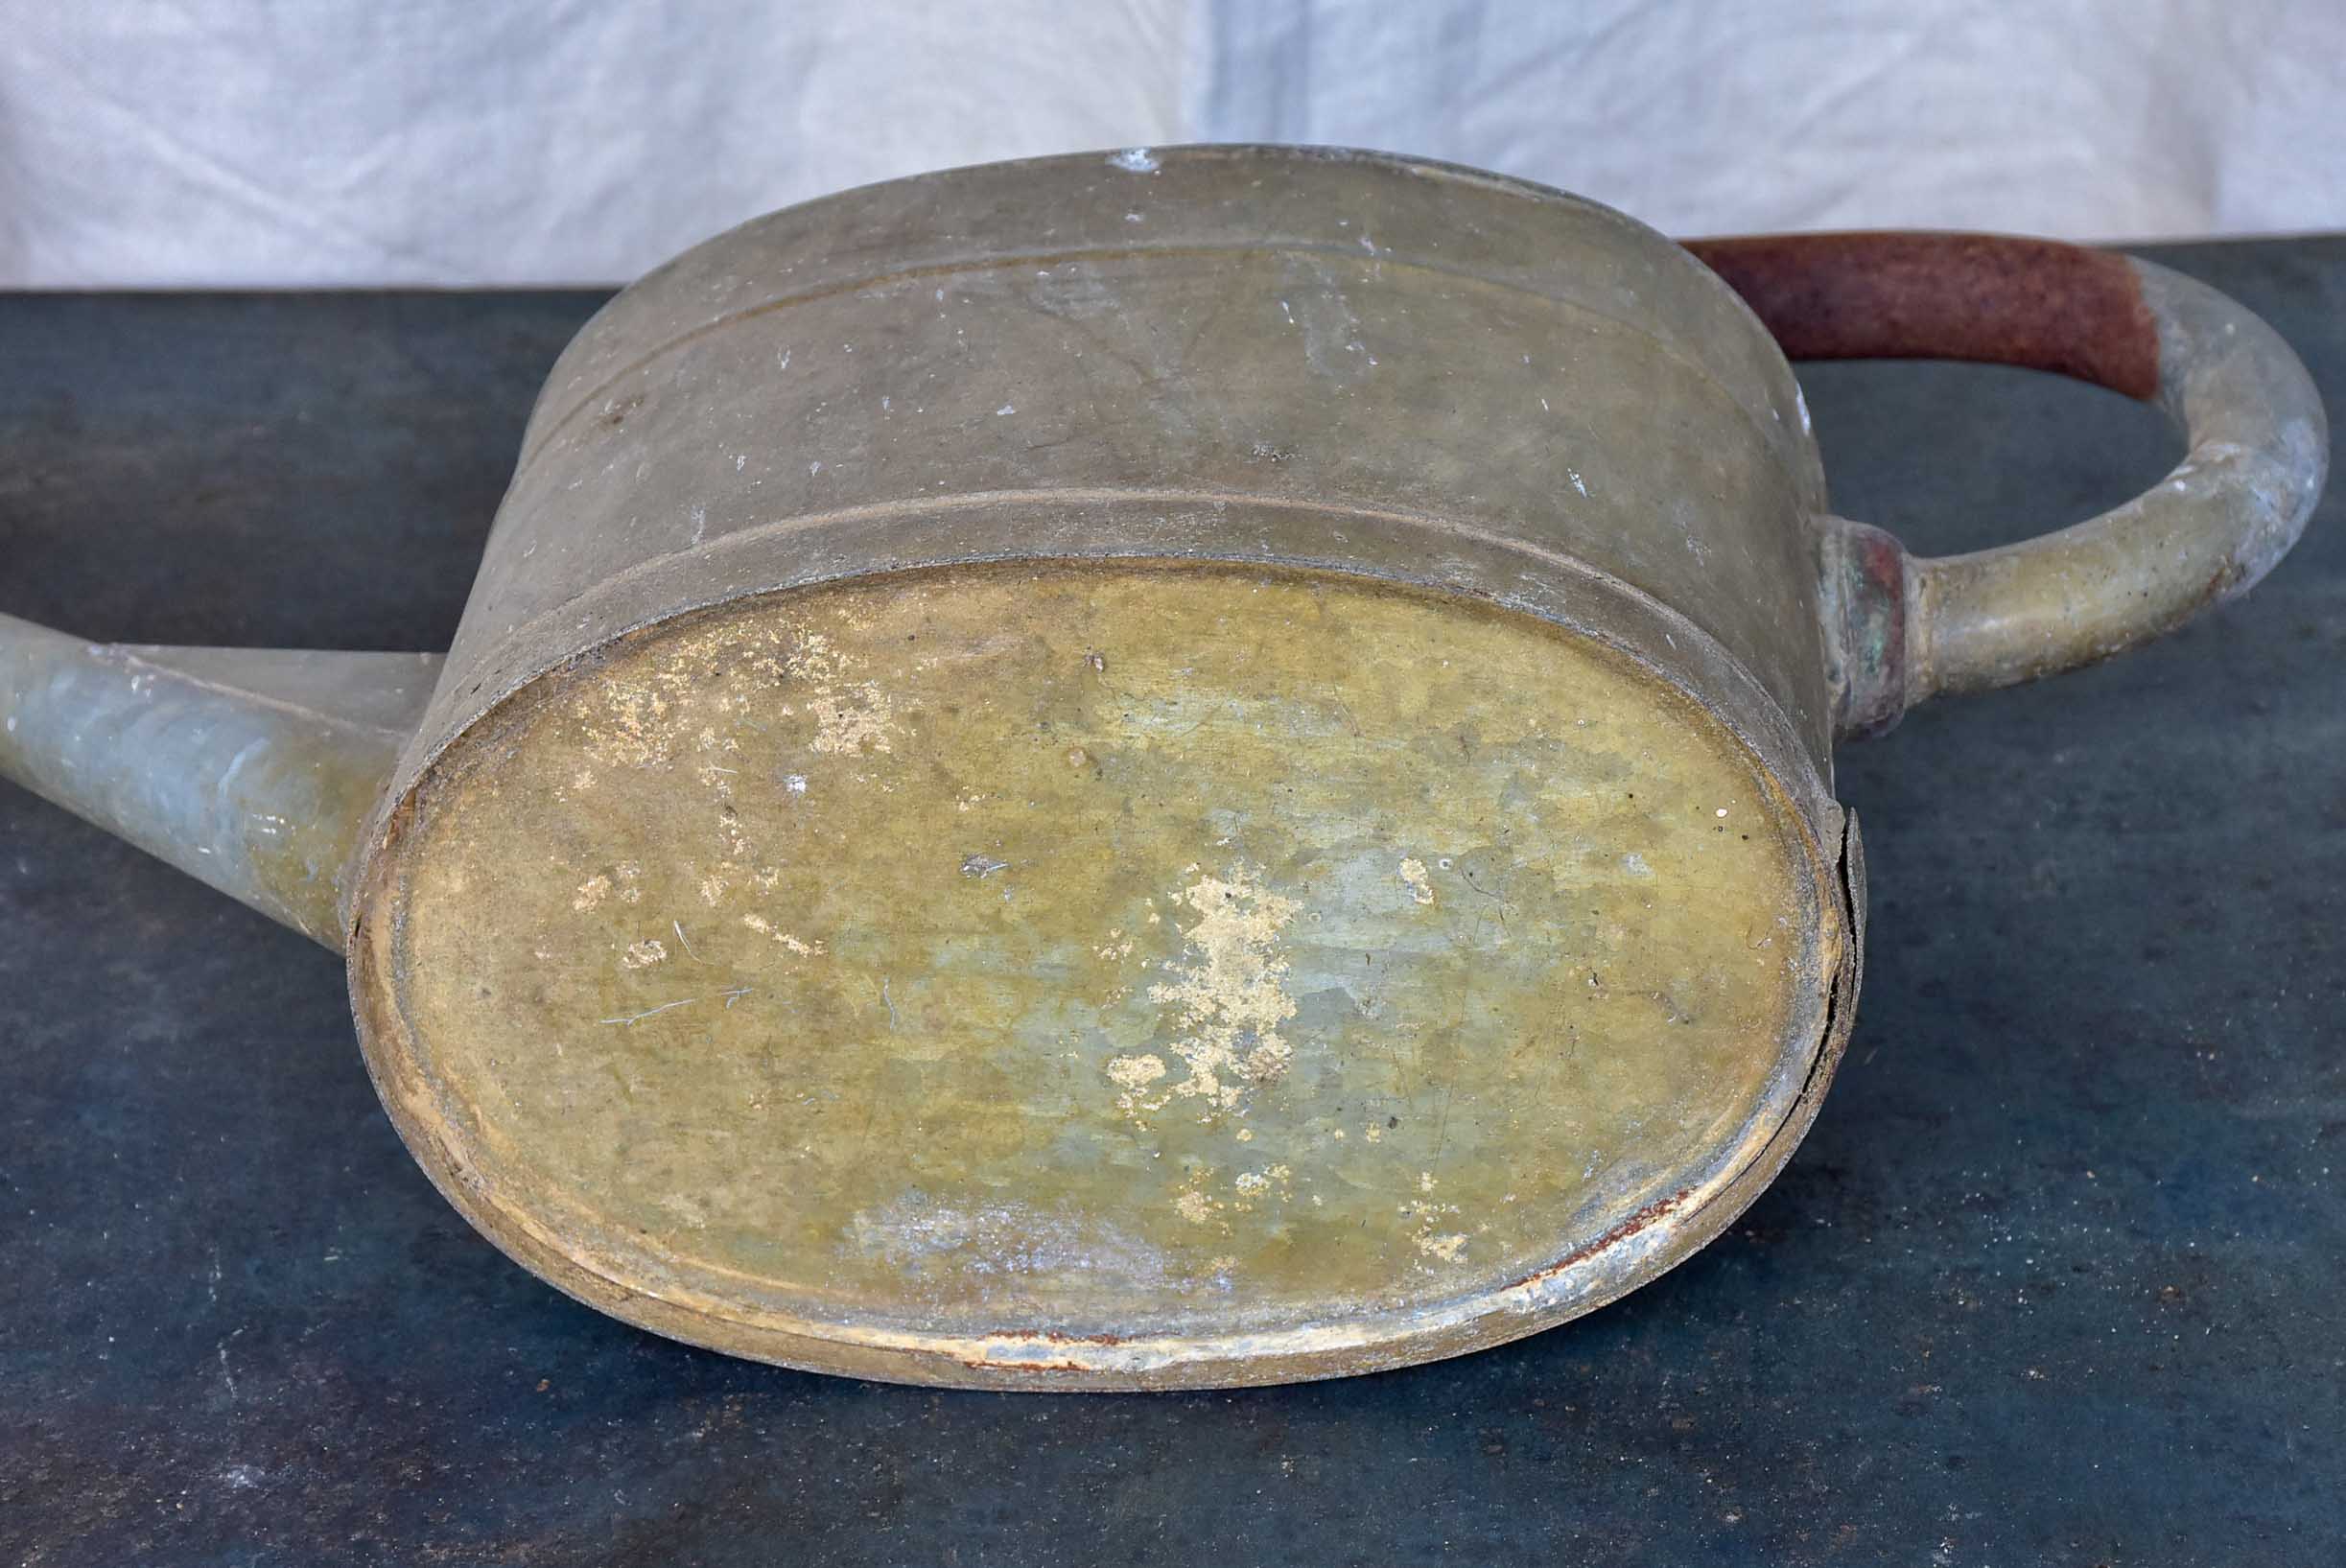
<box><xmin>375</xmin><ymin>563</ymin><xmax>1822</xmax><ymax>1346</ymax></box>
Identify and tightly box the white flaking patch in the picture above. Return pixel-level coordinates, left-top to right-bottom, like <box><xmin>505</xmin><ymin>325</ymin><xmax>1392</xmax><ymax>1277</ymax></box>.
<box><xmin>1405</xmin><ymin>1189</ymin><xmax>1468</xmax><ymax>1264</ymax></box>
<box><xmin>809</xmin><ymin>686</ymin><xmax>897</xmax><ymax>755</ymax></box>
<box><xmin>1106</xmin><ymin>1053</ymin><xmax>1166</xmax><ymax>1095</ymax></box>
<box><xmin>1108</xmin><ymin>147</ymin><xmax>1161</xmax><ymax>174</ymax></box>
<box><xmin>621</xmin><ymin>939</ymin><xmax>669</xmax><ymax>970</ymax></box>
<box><xmin>741</xmin><ymin>913</ymin><xmax>823</xmax><ymax>955</ymax></box>
<box><xmin>1231</xmin><ymin>1164</ymin><xmax>1292</xmax><ymax>1210</ymax></box>
<box><xmin>1144</xmin><ymin>864</ymin><xmax>1302</xmax><ymax>1112</ymax></box>
<box><xmin>571</xmin><ymin>621</ymin><xmax>901</xmax><ymax>768</ymax></box>
<box><xmin>1398</xmin><ymin>856</ymin><xmax>1436</xmax><ymax>906</ymax></box>
<box><xmin>791</xmin><ymin>631</ymin><xmax>900</xmax><ymax>757</ymax></box>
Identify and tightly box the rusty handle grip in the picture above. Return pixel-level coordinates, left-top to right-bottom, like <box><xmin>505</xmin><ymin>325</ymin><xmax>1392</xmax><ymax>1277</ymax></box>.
<box><xmin>1687</xmin><ymin>233</ymin><xmax>2328</xmax><ymax>737</ymax></box>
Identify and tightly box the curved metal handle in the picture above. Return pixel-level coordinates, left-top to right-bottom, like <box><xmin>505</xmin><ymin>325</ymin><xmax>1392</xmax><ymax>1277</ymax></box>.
<box><xmin>1687</xmin><ymin>232</ymin><xmax>2328</xmax><ymax>737</ymax></box>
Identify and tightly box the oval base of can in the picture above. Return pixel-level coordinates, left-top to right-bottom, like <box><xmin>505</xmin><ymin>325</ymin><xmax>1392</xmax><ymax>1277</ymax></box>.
<box><xmin>353</xmin><ymin>560</ymin><xmax>1851</xmax><ymax>1388</ymax></box>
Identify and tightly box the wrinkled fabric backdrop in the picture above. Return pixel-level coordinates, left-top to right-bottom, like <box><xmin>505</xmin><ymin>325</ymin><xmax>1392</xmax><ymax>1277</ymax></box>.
<box><xmin>2</xmin><ymin>0</ymin><xmax>2339</xmax><ymax>287</ymax></box>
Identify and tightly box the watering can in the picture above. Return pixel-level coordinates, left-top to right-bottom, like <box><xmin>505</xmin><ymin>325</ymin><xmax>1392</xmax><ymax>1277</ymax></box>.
<box><xmin>0</xmin><ymin>147</ymin><xmax>2323</xmax><ymax>1390</ymax></box>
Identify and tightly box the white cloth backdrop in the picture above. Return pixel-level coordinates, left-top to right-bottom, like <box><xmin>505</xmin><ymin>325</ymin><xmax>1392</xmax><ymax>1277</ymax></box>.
<box><xmin>2</xmin><ymin>0</ymin><xmax>2339</xmax><ymax>287</ymax></box>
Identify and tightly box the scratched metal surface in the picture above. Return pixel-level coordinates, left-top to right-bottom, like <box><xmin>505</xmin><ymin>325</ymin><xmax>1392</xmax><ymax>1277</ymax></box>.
<box><xmin>1</xmin><ymin>243</ymin><xmax>2340</xmax><ymax>1565</ymax></box>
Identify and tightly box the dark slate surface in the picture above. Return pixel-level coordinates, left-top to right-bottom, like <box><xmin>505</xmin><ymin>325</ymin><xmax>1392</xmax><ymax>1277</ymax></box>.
<box><xmin>2</xmin><ymin>242</ymin><xmax>2339</xmax><ymax>1567</ymax></box>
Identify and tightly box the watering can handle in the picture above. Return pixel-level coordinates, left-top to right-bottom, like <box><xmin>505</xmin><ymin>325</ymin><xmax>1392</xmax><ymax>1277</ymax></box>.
<box><xmin>1685</xmin><ymin>233</ymin><xmax>2327</xmax><ymax>737</ymax></box>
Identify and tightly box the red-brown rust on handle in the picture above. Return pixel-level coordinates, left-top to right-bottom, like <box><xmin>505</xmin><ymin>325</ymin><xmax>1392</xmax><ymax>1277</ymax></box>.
<box><xmin>1683</xmin><ymin>232</ymin><xmax>2162</xmax><ymax>401</ymax></box>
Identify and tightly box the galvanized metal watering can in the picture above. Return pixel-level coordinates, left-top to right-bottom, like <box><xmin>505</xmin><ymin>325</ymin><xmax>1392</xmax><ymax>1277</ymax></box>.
<box><xmin>0</xmin><ymin>148</ymin><xmax>2323</xmax><ymax>1390</ymax></box>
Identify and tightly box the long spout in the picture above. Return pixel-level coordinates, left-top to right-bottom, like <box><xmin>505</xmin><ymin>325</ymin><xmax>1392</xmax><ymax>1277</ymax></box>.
<box><xmin>0</xmin><ymin>614</ymin><xmax>439</xmax><ymax>950</ymax></box>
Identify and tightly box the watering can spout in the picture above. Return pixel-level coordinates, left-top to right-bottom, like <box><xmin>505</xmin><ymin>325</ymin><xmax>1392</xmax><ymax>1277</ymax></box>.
<box><xmin>0</xmin><ymin>613</ymin><xmax>438</xmax><ymax>950</ymax></box>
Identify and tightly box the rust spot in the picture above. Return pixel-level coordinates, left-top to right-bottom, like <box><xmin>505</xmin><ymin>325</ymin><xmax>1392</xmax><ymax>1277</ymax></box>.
<box><xmin>978</xmin><ymin>1330</ymin><xmax>1133</xmax><ymax>1348</ymax></box>
<box><xmin>961</xmin><ymin>1358</ymin><xmax>1087</xmax><ymax>1373</ymax></box>
<box><xmin>1828</xmin><ymin>519</ymin><xmax>1912</xmax><ymax>740</ymax></box>
<box><xmin>1511</xmin><ymin>1187</ymin><xmax>1693</xmax><ymax>1291</ymax></box>
<box><xmin>2194</xmin><ymin>557</ymin><xmax>2248</xmax><ymax>614</ymax></box>
<box><xmin>1685</xmin><ymin>232</ymin><xmax>2161</xmax><ymax>402</ymax></box>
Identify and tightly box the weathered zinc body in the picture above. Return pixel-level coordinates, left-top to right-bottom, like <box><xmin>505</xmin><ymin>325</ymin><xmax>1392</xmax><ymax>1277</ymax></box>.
<box><xmin>0</xmin><ymin>148</ymin><xmax>2322</xmax><ymax>1388</ymax></box>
